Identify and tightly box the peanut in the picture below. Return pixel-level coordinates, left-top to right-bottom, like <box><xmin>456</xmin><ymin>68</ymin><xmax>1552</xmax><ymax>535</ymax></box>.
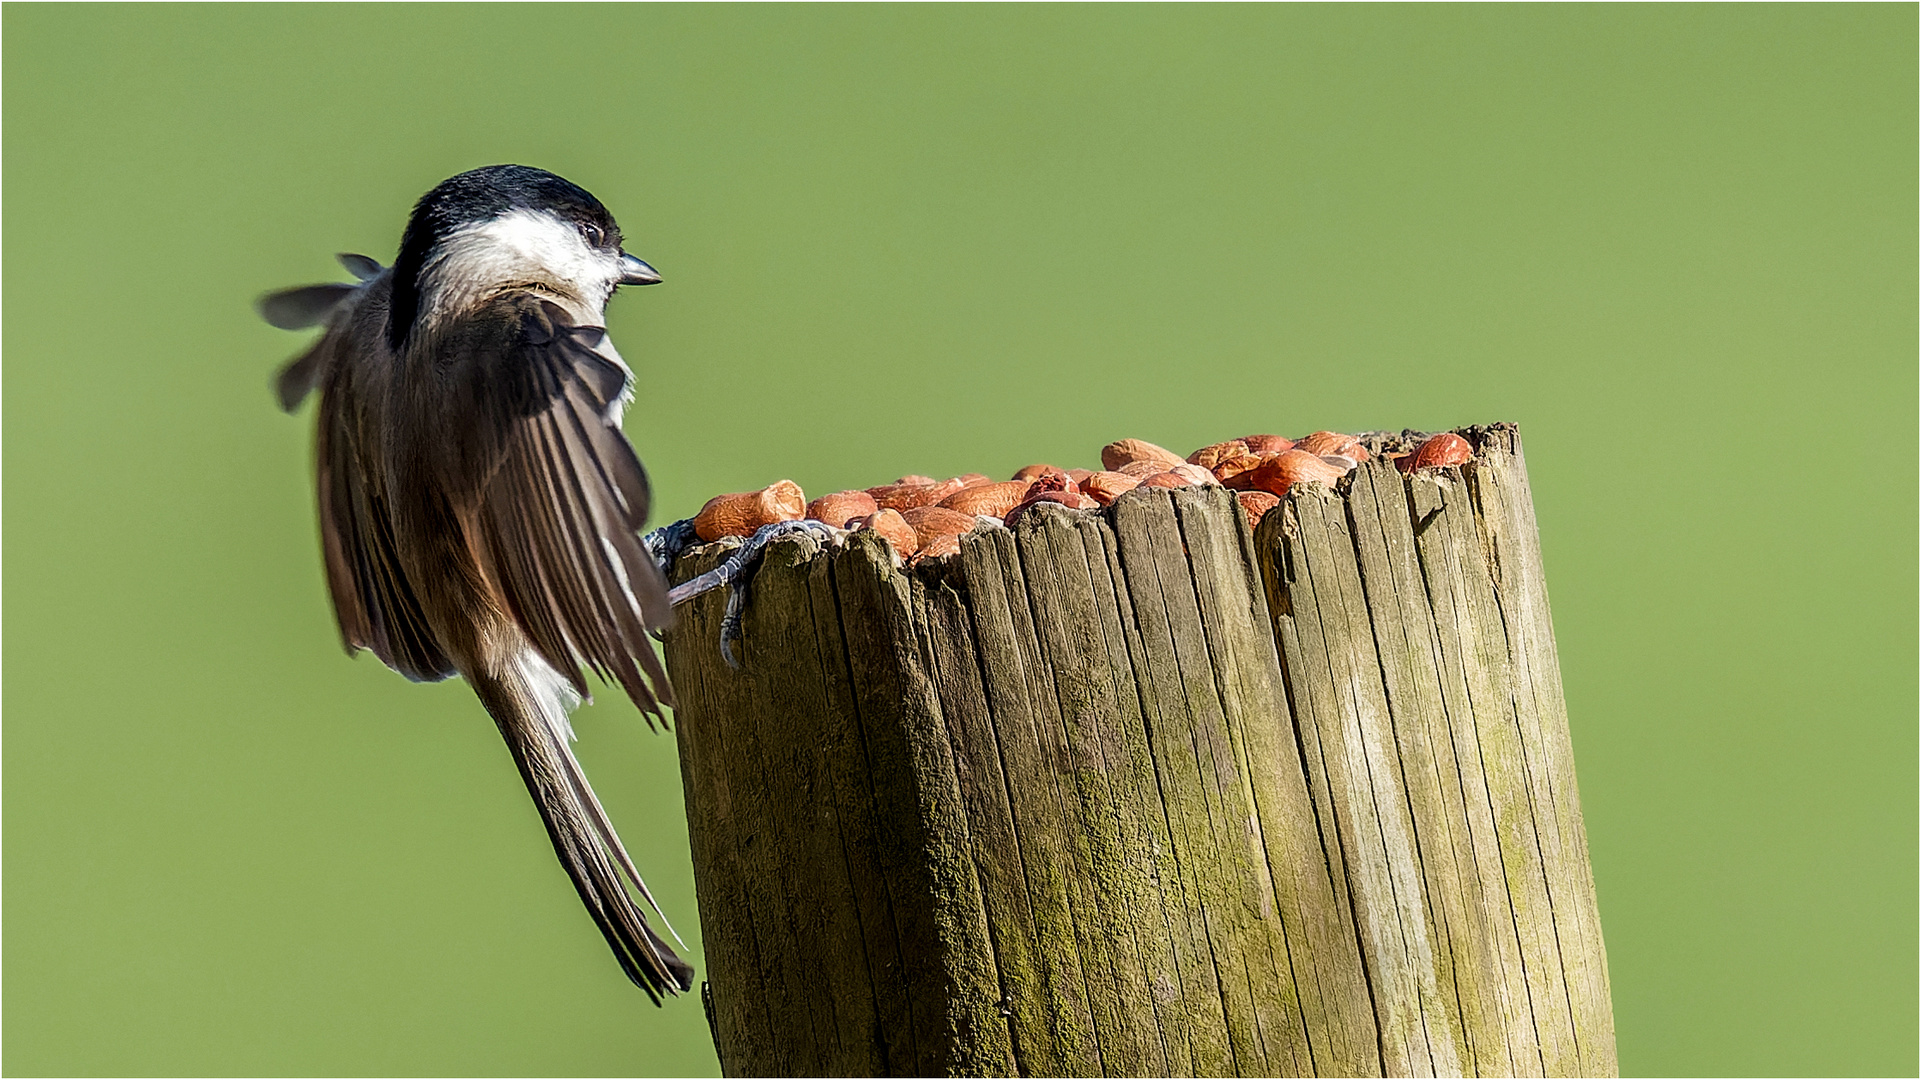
<box><xmin>868</xmin><ymin>477</ymin><xmax>966</xmax><ymax>512</ymax></box>
<box><xmin>1187</xmin><ymin>439</ymin><xmax>1250</xmax><ymax>470</ymax></box>
<box><xmin>1240</xmin><ymin>434</ymin><xmax>1295</xmax><ymax>455</ymax></box>
<box><xmin>1296</xmin><ymin>431</ymin><xmax>1361</xmax><ymax>457</ymax></box>
<box><xmin>1236</xmin><ymin>490</ymin><xmax>1281</xmax><ymax>526</ymax></box>
<box><xmin>1213</xmin><ymin>452</ymin><xmax>1267</xmax><ymax>487</ymax></box>
<box><xmin>901</xmin><ymin>506</ymin><xmax>978</xmax><ymax>547</ymax></box>
<box><xmin>1100</xmin><ymin>438</ymin><xmax>1185</xmax><ymax>471</ymax></box>
<box><xmin>693</xmin><ymin>480</ymin><xmax>806</xmax><ymax>542</ymax></box>
<box><xmin>806</xmin><ymin>490</ymin><xmax>878</xmax><ymax>528</ymax></box>
<box><xmin>1117</xmin><ymin>459</ymin><xmax>1170</xmax><ymax>479</ymax></box>
<box><xmin>1081</xmin><ymin>470</ymin><xmax>1141</xmax><ymax>505</ymax></box>
<box><xmin>1005</xmin><ymin>489</ymin><xmax>1097</xmax><ymax>527</ymax></box>
<box><xmin>1404</xmin><ymin>432</ymin><xmax>1473</xmax><ymax>471</ymax></box>
<box><xmin>1243</xmin><ymin>450</ymin><xmax>1348</xmax><ymax>498</ymax></box>
<box><xmin>853</xmin><ymin>509</ymin><xmax>919</xmax><ymax>558</ymax></box>
<box><xmin>913</xmin><ymin>532</ymin><xmax>963</xmax><ymax>563</ymax></box>
<box><xmin>939</xmin><ymin>480</ymin><xmax>1032</xmax><ymax>518</ymax></box>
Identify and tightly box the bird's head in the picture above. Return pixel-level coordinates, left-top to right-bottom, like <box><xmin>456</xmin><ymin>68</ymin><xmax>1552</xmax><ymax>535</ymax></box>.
<box><xmin>387</xmin><ymin>165</ymin><xmax>660</xmax><ymax>350</ymax></box>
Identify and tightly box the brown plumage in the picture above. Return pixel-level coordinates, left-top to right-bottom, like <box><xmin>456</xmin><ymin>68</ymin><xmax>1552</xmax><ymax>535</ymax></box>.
<box><xmin>263</xmin><ymin>166</ymin><xmax>689</xmax><ymax>1001</ymax></box>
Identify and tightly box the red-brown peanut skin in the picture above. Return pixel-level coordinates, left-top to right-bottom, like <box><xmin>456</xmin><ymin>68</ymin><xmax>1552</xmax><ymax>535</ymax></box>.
<box><xmin>938</xmin><ymin>480</ymin><xmax>1033</xmax><ymax>518</ymax></box>
<box><xmin>953</xmin><ymin>473</ymin><xmax>993</xmax><ymax>489</ymax></box>
<box><xmin>1213</xmin><ymin>453</ymin><xmax>1268</xmax><ymax>488</ymax></box>
<box><xmin>1140</xmin><ymin>464</ymin><xmax>1219</xmax><ymax>489</ymax></box>
<box><xmin>867</xmin><ymin>477</ymin><xmax>966</xmax><ymax>512</ymax></box>
<box><xmin>1236</xmin><ymin>490</ymin><xmax>1281</xmax><ymax>526</ymax></box>
<box><xmin>1404</xmin><ymin>432</ymin><xmax>1474</xmax><ymax>470</ymax></box>
<box><xmin>1116</xmin><ymin>459</ymin><xmax>1170</xmax><ymax>479</ymax></box>
<box><xmin>900</xmin><ymin>506</ymin><xmax>978</xmax><ymax>547</ymax></box>
<box><xmin>913</xmin><ymin>532</ymin><xmax>963</xmax><ymax>563</ymax></box>
<box><xmin>1243</xmin><ymin>450</ymin><xmax>1348</xmax><ymax>498</ymax></box>
<box><xmin>1168</xmin><ymin>463</ymin><xmax>1218</xmax><ymax>486</ymax></box>
<box><xmin>894</xmin><ymin>474</ymin><xmax>937</xmax><ymax>486</ymax></box>
<box><xmin>1296</xmin><ymin>431</ymin><xmax>1361</xmax><ymax>457</ymax></box>
<box><xmin>1023</xmin><ymin>470</ymin><xmax>1079</xmax><ymax>494</ymax></box>
<box><xmin>854</xmin><ymin>509</ymin><xmax>920</xmax><ymax>558</ymax></box>
<box><xmin>806</xmin><ymin>490</ymin><xmax>879</xmax><ymax>528</ymax></box>
<box><xmin>1004</xmin><ymin>489</ymin><xmax>1097</xmax><ymax>526</ymax></box>
<box><xmin>693</xmin><ymin>480</ymin><xmax>807</xmax><ymax>542</ymax></box>
<box><xmin>1240</xmin><ymin>434</ymin><xmax>1295</xmax><ymax>455</ymax></box>
<box><xmin>1012</xmin><ymin>463</ymin><xmax>1062</xmax><ymax>481</ymax></box>
<box><xmin>1100</xmin><ymin>438</ymin><xmax>1185</xmax><ymax>471</ymax></box>
<box><xmin>1025</xmin><ymin>471</ymin><xmax>1079</xmax><ymax>496</ymax></box>
<box><xmin>1081</xmin><ymin>471</ymin><xmax>1141</xmax><ymax>505</ymax></box>
<box><xmin>1187</xmin><ymin>439</ymin><xmax>1250</xmax><ymax>470</ymax></box>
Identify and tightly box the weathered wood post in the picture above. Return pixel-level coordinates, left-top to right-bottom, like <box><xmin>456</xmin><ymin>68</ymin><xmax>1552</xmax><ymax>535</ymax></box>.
<box><xmin>663</xmin><ymin>423</ymin><xmax>1614</xmax><ymax>1077</ymax></box>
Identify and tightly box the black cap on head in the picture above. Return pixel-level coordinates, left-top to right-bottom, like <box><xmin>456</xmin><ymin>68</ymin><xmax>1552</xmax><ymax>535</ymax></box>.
<box><xmin>388</xmin><ymin>165</ymin><xmax>624</xmax><ymax>349</ymax></box>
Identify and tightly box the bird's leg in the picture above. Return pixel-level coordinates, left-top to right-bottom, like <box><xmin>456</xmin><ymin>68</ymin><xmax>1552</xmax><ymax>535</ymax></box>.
<box><xmin>648</xmin><ymin>518</ymin><xmax>847</xmax><ymax>668</ymax></box>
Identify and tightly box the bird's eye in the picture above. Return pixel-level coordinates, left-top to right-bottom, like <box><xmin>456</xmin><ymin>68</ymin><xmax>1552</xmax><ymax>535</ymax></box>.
<box><xmin>581</xmin><ymin>223</ymin><xmax>605</xmax><ymax>247</ymax></box>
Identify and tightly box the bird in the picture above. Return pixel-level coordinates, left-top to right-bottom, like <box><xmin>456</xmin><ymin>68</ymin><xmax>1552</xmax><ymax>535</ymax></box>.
<box><xmin>259</xmin><ymin>165</ymin><xmax>694</xmax><ymax>1001</ymax></box>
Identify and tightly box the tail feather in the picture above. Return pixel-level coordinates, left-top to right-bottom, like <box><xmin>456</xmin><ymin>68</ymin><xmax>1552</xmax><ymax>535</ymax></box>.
<box><xmin>546</xmin><ymin>722</ymin><xmax>684</xmax><ymax>945</ymax></box>
<box><xmin>470</xmin><ymin>659</ymin><xmax>693</xmax><ymax>1000</ymax></box>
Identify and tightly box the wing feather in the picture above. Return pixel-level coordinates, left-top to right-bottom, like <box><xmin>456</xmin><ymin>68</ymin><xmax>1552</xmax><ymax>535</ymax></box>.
<box><xmin>531</xmin><ymin>405</ymin><xmax>663</xmax><ymax>712</ymax></box>
<box><xmin>461</xmin><ymin>298</ymin><xmax>674</xmax><ymax>721</ymax></box>
<box><xmin>258</xmin><ymin>282</ymin><xmax>358</xmax><ymax>330</ymax></box>
<box><xmin>314</xmin><ymin>346</ymin><xmax>454</xmax><ymax>682</ymax></box>
<box><xmin>266</xmin><ymin>272</ymin><xmax>384</xmax><ymax>410</ymax></box>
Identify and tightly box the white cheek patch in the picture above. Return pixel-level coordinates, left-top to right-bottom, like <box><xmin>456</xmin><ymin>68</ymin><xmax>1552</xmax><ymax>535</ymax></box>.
<box><xmin>421</xmin><ymin>208</ymin><xmax>621</xmax><ymax>327</ymax></box>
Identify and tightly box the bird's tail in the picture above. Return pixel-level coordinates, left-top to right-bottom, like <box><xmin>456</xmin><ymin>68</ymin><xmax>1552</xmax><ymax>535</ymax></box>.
<box><xmin>469</xmin><ymin>653</ymin><xmax>693</xmax><ymax>1001</ymax></box>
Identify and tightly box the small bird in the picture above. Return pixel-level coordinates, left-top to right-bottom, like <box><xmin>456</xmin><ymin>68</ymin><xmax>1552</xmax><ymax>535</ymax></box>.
<box><xmin>260</xmin><ymin>165</ymin><xmax>693</xmax><ymax>1000</ymax></box>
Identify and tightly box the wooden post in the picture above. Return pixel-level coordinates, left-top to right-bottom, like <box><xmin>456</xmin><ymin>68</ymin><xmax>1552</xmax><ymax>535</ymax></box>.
<box><xmin>664</xmin><ymin>424</ymin><xmax>1614</xmax><ymax>1077</ymax></box>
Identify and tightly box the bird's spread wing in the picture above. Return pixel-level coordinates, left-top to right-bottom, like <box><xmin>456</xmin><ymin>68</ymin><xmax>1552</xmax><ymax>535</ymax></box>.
<box><xmin>457</xmin><ymin>296</ymin><xmax>675</xmax><ymax>721</ymax></box>
<box><xmin>315</xmin><ymin>355</ymin><xmax>457</xmax><ymax>683</ymax></box>
<box><xmin>280</xmin><ymin>270</ymin><xmax>450</xmax><ymax>679</ymax></box>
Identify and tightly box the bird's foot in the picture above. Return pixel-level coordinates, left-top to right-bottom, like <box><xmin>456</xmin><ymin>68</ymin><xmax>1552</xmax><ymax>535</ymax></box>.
<box><xmin>643</xmin><ymin>518</ymin><xmax>703</xmax><ymax>571</ymax></box>
<box><xmin>659</xmin><ymin>518</ymin><xmax>848</xmax><ymax>668</ymax></box>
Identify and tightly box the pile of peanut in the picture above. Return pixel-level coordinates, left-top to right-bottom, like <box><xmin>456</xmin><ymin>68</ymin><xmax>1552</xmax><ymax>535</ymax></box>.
<box><xmin>690</xmin><ymin>430</ymin><xmax>1475</xmax><ymax>565</ymax></box>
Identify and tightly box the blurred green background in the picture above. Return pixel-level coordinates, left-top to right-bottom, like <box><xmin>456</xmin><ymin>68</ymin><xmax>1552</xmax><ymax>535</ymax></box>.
<box><xmin>4</xmin><ymin>5</ymin><xmax>1913</xmax><ymax>1076</ymax></box>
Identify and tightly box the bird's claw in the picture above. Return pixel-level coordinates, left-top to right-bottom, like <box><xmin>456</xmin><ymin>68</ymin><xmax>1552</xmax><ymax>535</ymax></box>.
<box><xmin>719</xmin><ymin>576</ymin><xmax>751</xmax><ymax>669</ymax></box>
<box><xmin>655</xmin><ymin>518</ymin><xmax>847</xmax><ymax>669</ymax></box>
<box><xmin>643</xmin><ymin>518</ymin><xmax>702</xmax><ymax>571</ymax></box>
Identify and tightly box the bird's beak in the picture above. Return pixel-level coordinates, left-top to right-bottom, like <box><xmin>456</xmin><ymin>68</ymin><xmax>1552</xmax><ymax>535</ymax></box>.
<box><xmin>619</xmin><ymin>253</ymin><xmax>663</xmax><ymax>286</ymax></box>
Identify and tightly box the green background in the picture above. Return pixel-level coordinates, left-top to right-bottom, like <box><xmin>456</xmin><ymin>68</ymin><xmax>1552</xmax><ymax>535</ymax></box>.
<box><xmin>5</xmin><ymin>5</ymin><xmax>1913</xmax><ymax>1076</ymax></box>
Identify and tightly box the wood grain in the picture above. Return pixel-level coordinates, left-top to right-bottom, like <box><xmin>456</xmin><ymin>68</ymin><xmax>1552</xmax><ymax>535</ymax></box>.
<box><xmin>666</xmin><ymin>423</ymin><xmax>1612</xmax><ymax>1077</ymax></box>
